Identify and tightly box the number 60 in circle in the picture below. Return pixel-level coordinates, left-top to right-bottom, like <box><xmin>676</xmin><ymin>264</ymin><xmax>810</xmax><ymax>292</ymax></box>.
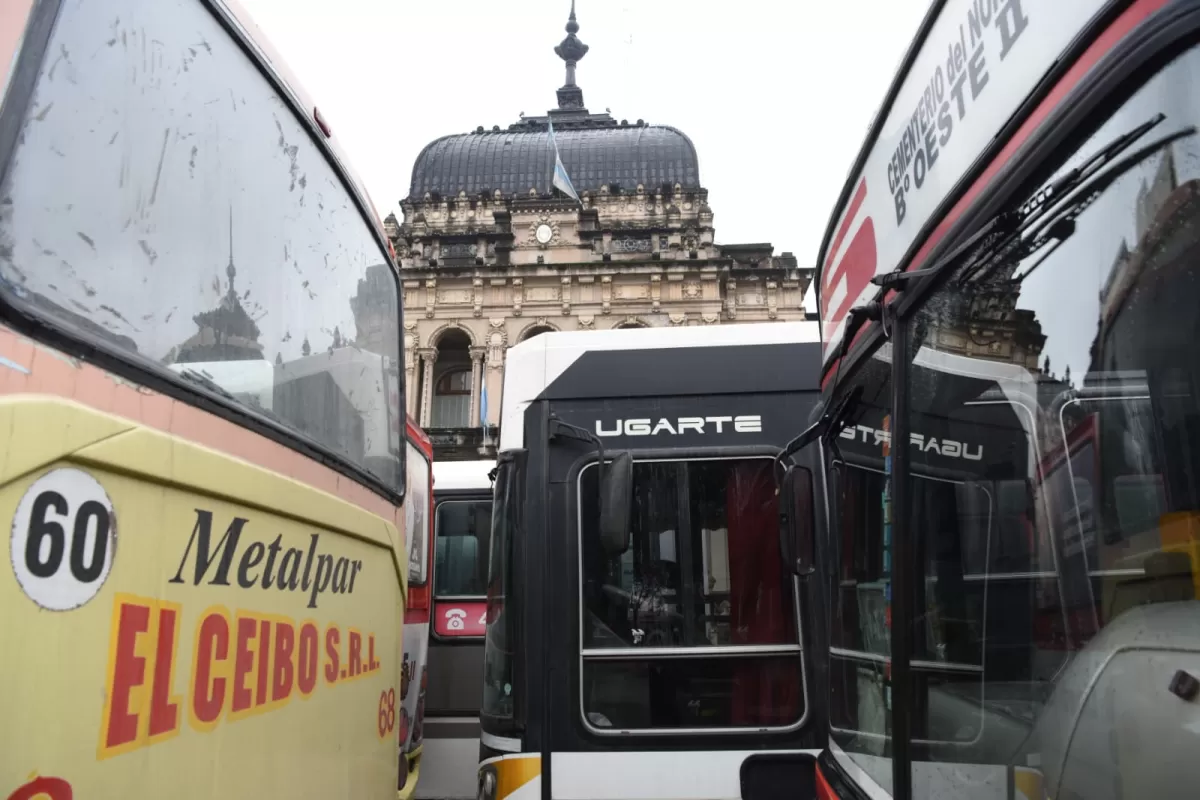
<box><xmin>10</xmin><ymin>468</ymin><xmax>117</xmax><ymax>611</ymax></box>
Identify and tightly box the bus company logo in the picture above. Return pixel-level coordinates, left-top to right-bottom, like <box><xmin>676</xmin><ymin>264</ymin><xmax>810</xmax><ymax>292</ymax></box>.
<box><xmin>821</xmin><ymin>178</ymin><xmax>877</xmax><ymax>353</ymax></box>
<box><xmin>595</xmin><ymin>415</ymin><xmax>763</xmax><ymax>438</ymax></box>
<box><xmin>98</xmin><ymin>592</ymin><xmax>384</xmax><ymax>760</ymax></box>
<box><xmin>839</xmin><ymin>424</ymin><xmax>983</xmax><ymax>461</ymax></box>
<box><xmin>169</xmin><ymin>510</ymin><xmax>364</xmax><ymax>609</ymax></box>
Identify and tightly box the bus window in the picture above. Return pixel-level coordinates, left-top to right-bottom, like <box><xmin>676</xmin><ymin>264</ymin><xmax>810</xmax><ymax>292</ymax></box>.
<box><xmin>578</xmin><ymin>456</ymin><xmax>802</xmax><ymax>731</ymax></box>
<box><xmin>406</xmin><ymin>441</ymin><xmax>431</xmax><ymax>584</ymax></box>
<box><xmin>0</xmin><ymin>0</ymin><xmax>402</xmax><ymax>495</ymax></box>
<box><xmin>823</xmin><ymin>355</ymin><xmax>894</xmax><ymax>788</ymax></box>
<box><xmin>434</xmin><ymin>499</ymin><xmax>493</xmax><ymax>597</ymax></box>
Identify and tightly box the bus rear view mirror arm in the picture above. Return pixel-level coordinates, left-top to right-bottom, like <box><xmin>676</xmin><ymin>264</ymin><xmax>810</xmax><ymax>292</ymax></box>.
<box><xmin>548</xmin><ymin>415</ymin><xmax>632</xmax><ymax>556</ymax></box>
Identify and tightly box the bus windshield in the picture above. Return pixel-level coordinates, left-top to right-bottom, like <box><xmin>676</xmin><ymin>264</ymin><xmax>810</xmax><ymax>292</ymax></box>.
<box><xmin>0</xmin><ymin>0</ymin><xmax>403</xmax><ymax>493</ymax></box>
<box><xmin>481</xmin><ymin>453</ymin><xmax>521</xmax><ymax>723</ymax></box>
<box><xmin>434</xmin><ymin>499</ymin><xmax>493</xmax><ymax>598</ymax></box>
<box><xmin>823</xmin><ymin>40</ymin><xmax>1200</xmax><ymax>799</ymax></box>
<box><xmin>577</xmin><ymin>456</ymin><xmax>803</xmax><ymax>731</ymax></box>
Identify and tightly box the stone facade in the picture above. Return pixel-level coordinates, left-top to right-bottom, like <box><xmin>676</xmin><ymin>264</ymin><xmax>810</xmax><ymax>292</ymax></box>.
<box><xmin>387</xmin><ymin>4</ymin><xmax>814</xmax><ymax>459</ymax></box>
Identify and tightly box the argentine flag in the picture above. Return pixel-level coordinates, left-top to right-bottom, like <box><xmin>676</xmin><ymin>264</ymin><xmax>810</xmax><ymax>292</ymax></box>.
<box><xmin>547</xmin><ymin>118</ymin><xmax>581</xmax><ymax>204</ymax></box>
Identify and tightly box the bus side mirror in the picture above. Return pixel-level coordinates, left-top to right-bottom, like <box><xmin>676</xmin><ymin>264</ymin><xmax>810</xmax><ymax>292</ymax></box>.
<box><xmin>599</xmin><ymin>451</ymin><xmax>633</xmax><ymax>556</ymax></box>
<box><xmin>779</xmin><ymin>466</ymin><xmax>814</xmax><ymax>576</ymax></box>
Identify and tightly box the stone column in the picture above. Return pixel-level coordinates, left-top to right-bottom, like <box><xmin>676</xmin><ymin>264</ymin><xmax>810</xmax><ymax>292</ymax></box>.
<box><xmin>469</xmin><ymin>346</ymin><xmax>486</xmax><ymax>428</ymax></box>
<box><xmin>417</xmin><ymin>348</ymin><xmax>437</xmax><ymax>428</ymax></box>
<box><xmin>403</xmin><ymin>327</ymin><xmax>419</xmax><ymax>416</ymax></box>
<box><xmin>484</xmin><ymin>354</ymin><xmax>505</xmax><ymax>428</ymax></box>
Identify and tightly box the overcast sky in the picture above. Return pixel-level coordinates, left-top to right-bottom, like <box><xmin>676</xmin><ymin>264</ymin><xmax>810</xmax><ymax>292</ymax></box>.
<box><xmin>237</xmin><ymin>0</ymin><xmax>931</xmax><ymax>265</ymax></box>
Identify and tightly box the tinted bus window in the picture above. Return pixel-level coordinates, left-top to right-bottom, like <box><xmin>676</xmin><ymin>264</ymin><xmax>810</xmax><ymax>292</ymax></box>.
<box><xmin>434</xmin><ymin>499</ymin><xmax>492</xmax><ymax>597</ymax></box>
<box><xmin>0</xmin><ymin>0</ymin><xmax>402</xmax><ymax>491</ymax></box>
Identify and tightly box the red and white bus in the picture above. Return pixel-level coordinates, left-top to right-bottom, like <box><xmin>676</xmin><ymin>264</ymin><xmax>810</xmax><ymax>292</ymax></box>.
<box><xmin>782</xmin><ymin>0</ymin><xmax>1200</xmax><ymax>798</ymax></box>
<box><xmin>401</xmin><ymin>416</ymin><xmax>435</xmax><ymax>797</ymax></box>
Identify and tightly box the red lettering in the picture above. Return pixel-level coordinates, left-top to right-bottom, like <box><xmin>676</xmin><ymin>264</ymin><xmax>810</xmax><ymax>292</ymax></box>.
<box><xmin>7</xmin><ymin>775</ymin><xmax>73</xmax><ymax>800</ymax></box>
<box><xmin>298</xmin><ymin>622</ymin><xmax>319</xmax><ymax>696</ymax></box>
<box><xmin>255</xmin><ymin>619</ymin><xmax>272</xmax><ymax>707</ymax></box>
<box><xmin>368</xmin><ymin>634</ymin><xmax>376</xmax><ymax>672</ymax></box>
<box><xmin>349</xmin><ymin>630</ymin><xmax>363</xmax><ymax>677</ymax></box>
<box><xmin>324</xmin><ymin>627</ymin><xmax>340</xmax><ymax>684</ymax></box>
<box><xmin>272</xmin><ymin>622</ymin><xmax>295</xmax><ymax>701</ymax></box>
<box><xmin>148</xmin><ymin>606</ymin><xmax>180</xmax><ymax>737</ymax></box>
<box><xmin>231</xmin><ymin>616</ymin><xmax>256</xmax><ymax>713</ymax></box>
<box><xmin>192</xmin><ymin>613</ymin><xmax>229</xmax><ymax>724</ymax></box>
<box><xmin>106</xmin><ymin>601</ymin><xmax>150</xmax><ymax>749</ymax></box>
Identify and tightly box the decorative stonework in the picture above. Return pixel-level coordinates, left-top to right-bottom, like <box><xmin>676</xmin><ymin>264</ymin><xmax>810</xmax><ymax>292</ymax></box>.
<box><xmin>527</xmin><ymin>215</ymin><xmax>561</xmax><ymax>249</ymax></box>
<box><xmin>487</xmin><ymin>318</ymin><xmax>508</xmax><ymax>369</ymax></box>
<box><xmin>428</xmin><ymin>321</ymin><xmax>476</xmax><ymax>348</ymax></box>
<box><xmin>612</xmin><ymin>236</ymin><xmax>652</xmax><ymax>254</ymax></box>
<box><xmin>518</xmin><ymin>318</ymin><xmax>560</xmax><ymax>341</ymax></box>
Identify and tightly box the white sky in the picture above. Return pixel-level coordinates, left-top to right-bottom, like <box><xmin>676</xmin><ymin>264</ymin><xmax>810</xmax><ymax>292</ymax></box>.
<box><xmin>237</xmin><ymin>0</ymin><xmax>931</xmax><ymax>264</ymax></box>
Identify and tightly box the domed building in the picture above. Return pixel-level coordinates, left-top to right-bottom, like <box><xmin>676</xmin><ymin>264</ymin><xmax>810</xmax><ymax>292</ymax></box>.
<box><xmin>387</xmin><ymin>2</ymin><xmax>813</xmax><ymax>459</ymax></box>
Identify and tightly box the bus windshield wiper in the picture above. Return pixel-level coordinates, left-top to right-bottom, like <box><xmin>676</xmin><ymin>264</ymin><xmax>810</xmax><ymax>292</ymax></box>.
<box><xmin>1005</xmin><ymin>123</ymin><xmax>1195</xmax><ymax>284</ymax></box>
<box><xmin>175</xmin><ymin>366</ymin><xmax>286</xmax><ymax>426</ymax></box>
<box><xmin>865</xmin><ymin>114</ymin><xmax>1176</xmax><ymax>295</ymax></box>
<box><xmin>779</xmin><ymin>115</ymin><xmax>1188</xmax><ymax>487</ymax></box>
<box><xmin>957</xmin><ymin>115</ymin><xmax>1194</xmax><ymax>286</ymax></box>
<box><xmin>176</xmin><ymin>367</ymin><xmax>237</xmax><ymax>401</ymax></box>
<box><xmin>775</xmin><ymin>383</ymin><xmax>863</xmax><ymax>481</ymax></box>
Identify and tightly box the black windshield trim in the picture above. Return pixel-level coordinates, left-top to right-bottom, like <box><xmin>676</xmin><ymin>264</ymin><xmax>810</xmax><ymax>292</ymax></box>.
<box><xmin>574</xmin><ymin>453</ymin><xmax>811</xmax><ymax>738</ymax></box>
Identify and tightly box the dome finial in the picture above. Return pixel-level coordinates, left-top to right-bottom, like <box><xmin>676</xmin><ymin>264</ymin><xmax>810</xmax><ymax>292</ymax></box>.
<box><xmin>566</xmin><ymin>0</ymin><xmax>579</xmax><ymax>34</ymax></box>
<box><xmin>554</xmin><ymin>0</ymin><xmax>588</xmax><ymax>109</ymax></box>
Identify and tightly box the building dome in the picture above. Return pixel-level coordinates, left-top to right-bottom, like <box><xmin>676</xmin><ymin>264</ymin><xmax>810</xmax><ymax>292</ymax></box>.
<box><xmin>405</xmin><ymin>1</ymin><xmax>699</xmax><ymax>201</ymax></box>
<box><xmin>409</xmin><ymin>123</ymin><xmax>699</xmax><ymax>199</ymax></box>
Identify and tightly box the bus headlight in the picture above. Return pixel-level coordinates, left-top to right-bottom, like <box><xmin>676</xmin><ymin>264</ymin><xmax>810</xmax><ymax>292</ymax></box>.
<box><xmin>478</xmin><ymin>768</ymin><xmax>497</xmax><ymax>800</ymax></box>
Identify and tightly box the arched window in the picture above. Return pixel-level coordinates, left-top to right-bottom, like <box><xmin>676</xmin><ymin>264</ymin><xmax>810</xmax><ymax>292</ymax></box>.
<box><xmin>432</xmin><ymin>368</ymin><xmax>471</xmax><ymax>427</ymax></box>
<box><xmin>522</xmin><ymin>325</ymin><xmax>555</xmax><ymax>342</ymax></box>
